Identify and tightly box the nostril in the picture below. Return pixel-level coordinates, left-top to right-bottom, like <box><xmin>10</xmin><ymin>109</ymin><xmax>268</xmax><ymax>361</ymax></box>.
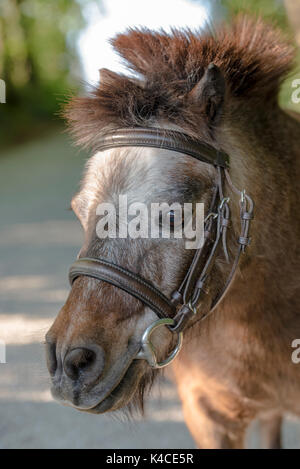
<box><xmin>63</xmin><ymin>346</ymin><xmax>105</xmax><ymax>383</ymax></box>
<box><xmin>64</xmin><ymin>348</ymin><xmax>95</xmax><ymax>381</ymax></box>
<box><xmin>45</xmin><ymin>341</ymin><xmax>57</xmax><ymax>376</ymax></box>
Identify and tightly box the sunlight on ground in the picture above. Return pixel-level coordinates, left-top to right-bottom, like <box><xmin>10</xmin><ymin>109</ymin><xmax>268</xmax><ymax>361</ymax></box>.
<box><xmin>0</xmin><ymin>390</ymin><xmax>53</xmax><ymax>402</ymax></box>
<box><xmin>0</xmin><ymin>220</ymin><xmax>83</xmax><ymax>246</ymax></box>
<box><xmin>0</xmin><ymin>314</ymin><xmax>52</xmax><ymax>345</ymax></box>
<box><xmin>0</xmin><ymin>273</ymin><xmax>69</xmax><ymax>303</ymax></box>
<box><xmin>0</xmin><ymin>286</ymin><xmax>69</xmax><ymax>303</ymax></box>
<box><xmin>0</xmin><ymin>275</ymin><xmax>51</xmax><ymax>291</ymax></box>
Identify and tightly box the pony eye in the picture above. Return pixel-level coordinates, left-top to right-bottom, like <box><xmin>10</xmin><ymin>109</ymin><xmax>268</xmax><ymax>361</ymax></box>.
<box><xmin>159</xmin><ymin>210</ymin><xmax>176</xmax><ymax>227</ymax></box>
<box><xmin>168</xmin><ymin>210</ymin><xmax>175</xmax><ymax>225</ymax></box>
<box><xmin>158</xmin><ymin>210</ymin><xmax>184</xmax><ymax>234</ymax></box>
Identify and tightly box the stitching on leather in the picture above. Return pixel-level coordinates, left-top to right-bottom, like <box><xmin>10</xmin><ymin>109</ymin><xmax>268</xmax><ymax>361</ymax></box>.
<box><xmin>80</xmin><ymin>258</ymin><xmax>173</xmax><ymax>306</ymax></box>
<box><xmin>98</xmin><ymin>128</ymin><xmax>229</xmax><ymax>167</ymax></box>
<box><xmin>71</xmin><ymin>270</ymin><xmax>170</xmax><ymax>317</ymax></box>
<box><xmin>100</xmin><ymin>140</ymin><xmax>215</xmax><ymax>165</ymax></box>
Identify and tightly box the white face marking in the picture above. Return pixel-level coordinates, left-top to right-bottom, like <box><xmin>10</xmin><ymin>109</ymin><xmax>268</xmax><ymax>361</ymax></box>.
<box><xmin>73</xmin><ymin>144</ymin><xmax>213</xmax><ymax>227</ymax></box>
<box><xmin>72</xmin><ymin>145</ymin><xmax>186</xmax><ymax>230</ymax></box>
<box><xmin>83</xmin><ymin>146</ymin><xmax>177</xmax><ymax>196</ymax></box>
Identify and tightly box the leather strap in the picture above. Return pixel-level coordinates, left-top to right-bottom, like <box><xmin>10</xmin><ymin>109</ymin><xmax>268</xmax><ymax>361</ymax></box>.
<box><xmin>171</xmin><ymin>169</ymin><xmax>254</xmax><ymax>333</ymax></box>
<box><xmin>69</xmin><ymin>258</ymin><xmax>177</xmax><ymax>319</ymax></box>
<box><xmin>97</xmin><ymin>128</ymin><xmax>229</xmax><ymax>168</ymax></box>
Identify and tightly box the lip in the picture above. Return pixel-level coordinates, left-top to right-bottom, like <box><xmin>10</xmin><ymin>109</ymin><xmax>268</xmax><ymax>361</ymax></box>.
<box><xmin>84</xmin><ymin>360</ymin><xmax>144</xmax><ymax>414</ymax></box>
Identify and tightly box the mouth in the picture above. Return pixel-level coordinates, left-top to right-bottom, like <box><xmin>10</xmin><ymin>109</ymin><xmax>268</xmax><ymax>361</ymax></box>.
<box><xmin>79</xmin><ymin>359</ymin><xmax>145</xmax><ymax>414</ymax></box>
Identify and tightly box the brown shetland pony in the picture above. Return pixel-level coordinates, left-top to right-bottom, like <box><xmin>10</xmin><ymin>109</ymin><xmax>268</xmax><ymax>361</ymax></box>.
<box><xmin>45</xmin><ymin>16</ymin><xmax>300</xmax><ymax>448</ymax></box>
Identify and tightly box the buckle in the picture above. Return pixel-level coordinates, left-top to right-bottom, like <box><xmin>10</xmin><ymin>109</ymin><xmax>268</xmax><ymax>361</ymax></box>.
<box><xmin>218</xmin><ymin>197</ymin><xmax>230</xmax><ymax>211</ymax></box>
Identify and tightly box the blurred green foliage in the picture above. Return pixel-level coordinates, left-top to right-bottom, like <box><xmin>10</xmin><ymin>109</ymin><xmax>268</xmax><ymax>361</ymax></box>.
<box><xmin>220</xmin><ymin>0</ymin><xmax>300</xmax><ymax>112</ymax></box>
<box><xmin>0</xmin><ymin>0</ymin><xmax>298</xmax><ymax>150</ymax></box>
<box><xmin>0</xmin><ymin>0</ymin><xmax>90</xmax><ymax>148</ymax></box>
<box><xmin>220</xmin><ymin>0</ymin><xmax>289</xmax><ymax>29</ymax></box>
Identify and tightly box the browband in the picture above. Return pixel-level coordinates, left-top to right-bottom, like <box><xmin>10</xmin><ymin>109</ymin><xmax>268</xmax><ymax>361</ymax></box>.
<box><xmin>97</xmin><ymin>128</ymin><xmax>229</xmax><ymax>168</ymax></box>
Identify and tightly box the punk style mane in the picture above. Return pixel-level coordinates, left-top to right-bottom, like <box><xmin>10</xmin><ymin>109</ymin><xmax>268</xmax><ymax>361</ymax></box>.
<box><xmin>65</xmin><ymin>15</ymin><xmax>296</xmax><ymax>148</ymax></box>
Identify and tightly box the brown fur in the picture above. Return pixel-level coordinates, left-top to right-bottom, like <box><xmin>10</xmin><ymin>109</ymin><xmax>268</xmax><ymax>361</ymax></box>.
<box><xmin>47</xmin><ymin>16</ymin><xmax>300</xmax><ymax>448</ymax></box>
<box><xmin>64</xmin><ymin>15</ymin><xmax>296</xmax><ymax>147</ymax></box>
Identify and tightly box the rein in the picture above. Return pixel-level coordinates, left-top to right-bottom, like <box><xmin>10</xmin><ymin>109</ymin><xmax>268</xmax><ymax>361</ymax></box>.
<box><xmin>69</xmin><ymin>128</ymin><xmax>254</xmax><ymax>369</ymax></box>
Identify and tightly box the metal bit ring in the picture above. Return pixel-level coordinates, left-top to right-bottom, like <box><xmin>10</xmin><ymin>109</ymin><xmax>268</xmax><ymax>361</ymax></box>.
<box><xmin>136</xmin><ymin>318</ymin><xmax>183</xmax><ymax>368</ymax></box>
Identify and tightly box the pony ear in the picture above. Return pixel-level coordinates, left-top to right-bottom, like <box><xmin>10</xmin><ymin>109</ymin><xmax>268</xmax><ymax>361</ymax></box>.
<box><xmin>71</xmin><ymin>194</ymin><xmax>89</xmax><ymax>230</ymax></box>
<box><xmin>188</xmin><ymin>63</ymin><xmax>225</xmax><ymax>124</ymax></box>
<box><xmin>99</xmin><ymin>68</ymin><xmax>120</xmax><ymax>84</ymax></box>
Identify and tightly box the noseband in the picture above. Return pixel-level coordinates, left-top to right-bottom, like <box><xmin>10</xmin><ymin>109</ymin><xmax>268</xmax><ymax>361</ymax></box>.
<box><xmin>69</xmin><ymin>128</ymin><xmax>254</xmax><ymax>368</ymax></box>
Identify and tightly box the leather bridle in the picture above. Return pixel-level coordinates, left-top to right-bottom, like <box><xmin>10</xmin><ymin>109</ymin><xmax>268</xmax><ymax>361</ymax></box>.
<box><xmin>69</xmin><ymin>128</ymin><xmax>254</xmax><ymax>368</ymax></box>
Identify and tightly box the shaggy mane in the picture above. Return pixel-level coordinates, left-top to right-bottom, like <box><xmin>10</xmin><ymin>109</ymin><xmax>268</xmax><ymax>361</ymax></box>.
<box><xmin>65</xmin><ymin>15</ymin><xmax>296</xmax><ymax>149</ymax></box>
